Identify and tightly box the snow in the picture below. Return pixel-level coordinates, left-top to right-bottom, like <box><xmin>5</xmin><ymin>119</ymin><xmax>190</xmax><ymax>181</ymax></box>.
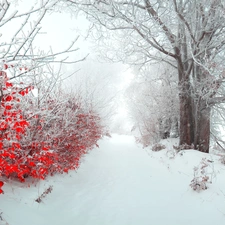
<box><xmin>1</xmin><ymin>134</ymin><xmax>225</xmax><ymax>225</ymax></box>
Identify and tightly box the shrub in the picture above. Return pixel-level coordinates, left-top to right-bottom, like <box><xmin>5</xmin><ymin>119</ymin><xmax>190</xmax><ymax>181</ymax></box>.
<box><xmin>190</xmin><ymin>158</ymin><xmax>213</xmax><ymax>191</ymax></box>
<box><xmin>173</xmin><ymin>143</ymin><xmax>194</xmax><ymax>152</ymax></box>
<box><xmin>152</xmin><ymin>143</ymin><xmax>166</xmax><ymax>152</ymax></box>
<box><xmin>0</xmin><ymin>69</ymin><xmax>103</xmax><ymax>193</ymax></box>
<box><xmin>0</xmin><ymin>70</ymin><xmax>35</xmax><ymax>183</ymax></box>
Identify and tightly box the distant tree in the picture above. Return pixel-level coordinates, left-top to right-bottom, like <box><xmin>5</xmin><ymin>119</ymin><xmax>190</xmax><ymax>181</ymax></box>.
<box><xmin>126</xmin><ymin>64</ymin><xmax>179</xmax><ymax>146</ymax></box>
<box><xmin>67</xmin><ymin>0</ymin><xmax>225</xmax><ymax>153</ymax></box>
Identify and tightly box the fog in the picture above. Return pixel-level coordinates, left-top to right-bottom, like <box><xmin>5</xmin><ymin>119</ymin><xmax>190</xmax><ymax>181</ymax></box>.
<box><xmin>29</xmin><ymin>3</ymin><xmax>134</xmax><ymax>133</ymax></box>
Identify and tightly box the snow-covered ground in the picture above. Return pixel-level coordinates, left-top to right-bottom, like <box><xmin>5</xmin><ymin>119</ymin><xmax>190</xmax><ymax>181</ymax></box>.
<box><xmin>0</xmin><ymin>134</ymin><xmax>225</xmax><ymax>225</ymax></box>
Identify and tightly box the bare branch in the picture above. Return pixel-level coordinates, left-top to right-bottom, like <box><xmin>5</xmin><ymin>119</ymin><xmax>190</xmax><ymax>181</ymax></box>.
<box><xmin>144</xmin><ymin>0</ymin><xmax>176</xmax><ymax>46</ymax></box>
<box><xmin>173</xmin><ymin>0</ymin><xmax>196</xmax><ymax>44</ymax></box>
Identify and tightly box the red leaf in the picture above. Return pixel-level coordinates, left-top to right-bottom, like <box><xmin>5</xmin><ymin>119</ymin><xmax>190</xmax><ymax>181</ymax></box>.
<box><xmin>0</xmin><ymin>121</ymin><xmax>7</xmax><ymax>130</ymax></box>
<box><xmin>0</xmin><ymin>71</ymin><xmax>7</xmax><ymax>77</ymax></box>
<box><xmin>63</xmin><ymin>168</ymin><xmax>69</xmax><ymax>173</ymax></box>
<box><xmin>19</xmin><ymin>90</ymin><xmax>25</xmax><ymax>96</ymax></box>
<box><xmin>16</xmin><ymin>134</ymin><xmax>21</xmax><ymax>140</ymax></box>
<box><xmin>12</xmin><ymin>142</ymin><xmax>21</xmax><ymax>149</ymax></box>
<box><xmin>5</xmin><ymin>117</ymin><xmax>12</xmax><ymax>122</ymax></box>
<box><xmin>5</xmin><ymin>82</ymin><xmax>13</xmax><ymax>87</ymax></box>
<box><xmin>15</xmin><ymin>127</ymin><xmax>24</xmax><ymax>133</ymax></box>
<box><xmin>9</xmin><ymin>153</ymin><xmax>16</xmax><ymax>159</ymax></box>
<box><xmin>20</xmin><ymin>120</ymin><xmax>29</xmax><ymax>127</ymax></box>
<box><xmin>29</xmin><ymin>162</ymin><xmax>36</xmax><ymax>167</ymax></box>
<box><xmin>0</xmin><ymin>181</ymin><xmax>4</xmax><ymax>188</ymax></box>
<box><xmin>5</xmin><ymin>95</ymin><xmax>13</xmax><ymax>101</ymax></box>
<box><xmin>3</xmin><ymin>64</ymin><xmax>8</xmax><ymax>70</ymax></box>
<box><xmin>5</xmin><ymin>105</ymin><xmax>12</xmax><ymax>110</ymax></box>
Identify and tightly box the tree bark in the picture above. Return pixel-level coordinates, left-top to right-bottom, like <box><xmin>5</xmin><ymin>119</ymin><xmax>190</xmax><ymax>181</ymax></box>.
<box><xmin>194</xmin><ymin>99</ymin><xmax>210</xmax><ymax>153</ymax></box>
<box><xmin>179</xmin><ymin>88</ymin><xmax>210</xmax><ymax>152</ymax></box>
<box><xmin>177</xmin><ymin>56</ymin><xmax>194</xmax><ymax>147</ymax></box>
<box><xmin>179</xmin><ymin>82</ymin><xmax>194</xmax><ymax>147</ymax></box>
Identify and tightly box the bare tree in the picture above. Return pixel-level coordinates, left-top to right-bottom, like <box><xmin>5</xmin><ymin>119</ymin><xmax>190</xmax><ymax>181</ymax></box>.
<box><xmin>126</xmin><ymin>64</ymin><xmax>179</xmax><ymax>146</ymax></box>
<box><xmin>0</xmin><ymin>0</ymin><xmax>87</xmax><ymax>79</ymax></box>
<box><xmin>67</xmin><ymin>0</ymin><xmax>225</xmax><ymax>153</ymax></box>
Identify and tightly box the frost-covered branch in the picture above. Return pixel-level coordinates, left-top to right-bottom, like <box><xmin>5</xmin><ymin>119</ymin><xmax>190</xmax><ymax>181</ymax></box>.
<box><xmin>0</xmin><ymin>0</ymin><xmax>87</xmax><ymax>76</ymax></box>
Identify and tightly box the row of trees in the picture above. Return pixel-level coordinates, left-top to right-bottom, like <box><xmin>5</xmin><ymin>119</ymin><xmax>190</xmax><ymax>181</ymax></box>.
<box><xmin>66</xmin><ymin>0</ymin><xmax>225</xmax><ymax>153</ymax></box>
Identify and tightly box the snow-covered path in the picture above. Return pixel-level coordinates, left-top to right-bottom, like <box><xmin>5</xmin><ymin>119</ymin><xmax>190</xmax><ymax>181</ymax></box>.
<box><xmin>1</xmin><ymin>135</ymin><xmax>225</xmax><ymax>225</ymax></box>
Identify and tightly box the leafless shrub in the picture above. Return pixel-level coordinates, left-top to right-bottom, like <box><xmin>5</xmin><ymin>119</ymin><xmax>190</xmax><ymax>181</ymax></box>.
<box><xmin>190</xmin><ymin>158</ymin><xmax>213</xmax><ymax>191</ymax></box>
<box><xmin>135</xmin><ymin>134</ymin><xmax>152</xmax><ymax>148</ymax></box>
<box><xmin>152</xmin><ymin>143</ymin><xmax>166</xmax><ymax>152</ymax></box>
<box><xmin>173</xmin><ymin>143</ymin><xmax>194</xmax><ymax>152</ymax></box>
<box><xmin>35</xmin><ymin>185</ymin><xmax>53</xmax><ymax>203</ymax></box>
<box><xmin>190</xmin><ymin>173</ymin><xmax>209</xmax><ymax>191</ymax></box>
<box><xmin>166</xmin><ymin>149</ymin><xmax>177</xmax><ymax>159</ymax></box>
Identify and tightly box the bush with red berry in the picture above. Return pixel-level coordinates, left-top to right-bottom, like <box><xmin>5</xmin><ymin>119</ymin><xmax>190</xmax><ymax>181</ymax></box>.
<box><xmin>0</xmin><ymin>69</ymin><xmax>103</xmax><ymax>194</ymax></box>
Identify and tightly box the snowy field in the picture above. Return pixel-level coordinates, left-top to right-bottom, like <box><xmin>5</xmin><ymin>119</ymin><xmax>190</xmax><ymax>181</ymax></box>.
<box><xmin>0</xmin><ymin>134</ymin><xmax>225</xmax><ymax>225</ymax></box>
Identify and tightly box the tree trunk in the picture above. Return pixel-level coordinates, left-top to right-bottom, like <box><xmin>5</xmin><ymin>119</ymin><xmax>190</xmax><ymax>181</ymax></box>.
<box><xmin>179</xmin><ymin>75</ymin><xmax>194</xmax><ymax>147</ymax></box>
<box><xmin>192</xmin><ymin>64</ymin><xmax>211</xmax><ymax>153</ymax></box>
<box><xmin>194</xmin><ymin>100</ymin><xmax>210</xmax><ymax>153</ymax></box>
<box><xmin>179</xmin><ymin>85</ymin><xmax>211</xmax><ymax>153</ymax></box>
<box><xmin>179</xmin><ymin>95</ymin><xmax>194</xmax><ymax>146</ymax></box>
<box><xmin>178</xmin><ymin>59</ymin><xmax>211</xmax><ymax>153</ymax></box>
